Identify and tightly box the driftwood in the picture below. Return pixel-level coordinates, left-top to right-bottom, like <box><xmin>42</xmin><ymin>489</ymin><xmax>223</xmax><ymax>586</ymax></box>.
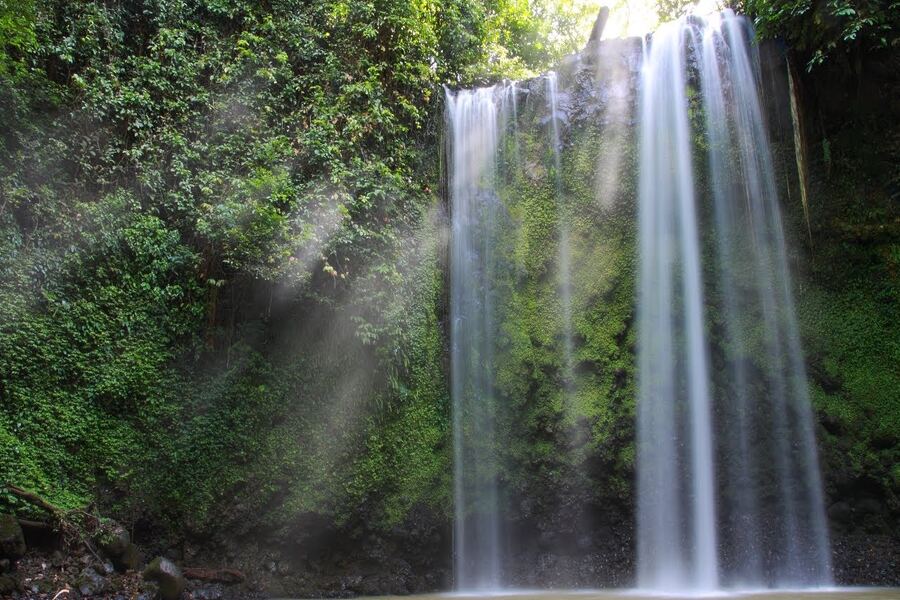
<box><xmin>5</xmin><ymin>484</ymin><xmax>98</xmax><ymax>527</ymax></box>
<box><xmin>183</xmin><ymin>567</ymin><xmax>245</xmax><ymax>584</ymax></box>
<box><xmin>8</xmin><ymin>483</ymin><xmax>244</xmax><ymax>585</ymax></box>
<box><xmin>51</xmin><ymin>587</ymin><xmax>73</xmax><ymax>600</ymax></box>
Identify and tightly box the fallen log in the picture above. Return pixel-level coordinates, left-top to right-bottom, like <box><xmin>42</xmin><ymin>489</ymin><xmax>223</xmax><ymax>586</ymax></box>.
<box><xmin>4</xmin><ymin>484</ymin><xmax>97</xmax><ymax>529</ymax></box>
<box><xmin>183</xmin><ymin>567</ymin><xmax>245</xmax><ymax>584</ymax></box>
<box><xmin>6</xmin><ymin>485</ymin><xmax>66</xmax><ymax>519</ymax></box>
<box><xmin>17</xmin><ymin>518</ymin><xmax>54</xmax><ymax>530</ymax></box>
<box><xmin>4</xmin><ymin>483</ymin><xmax>101</xmax><ymax>560</ymax></box>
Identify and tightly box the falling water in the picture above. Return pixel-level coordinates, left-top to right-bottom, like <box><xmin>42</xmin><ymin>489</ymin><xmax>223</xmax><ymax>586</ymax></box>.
<box><xmin>637</xmin><ymin>12</ymin><xmax>832</xmax><ymax>592</ymax></box>
<box><xmin>636</xmin><ymin>19</ymin><xmax>718</xmax><ymax>591</ymax></box>
<box><xmin>700</xmin><ymin>12</ymin><xmax>833</xmax><ymax>586</ymax></box>
<box><xmin>446</xmin><ymin>83</ymin><xmax>518</xmax><ymax>592</ymax></box>
<box><xmin>546</xmin><ymin>71</ymin><xmax>576</xmax><ymax>390</ymax></box>
<box><xmin>698</xmin><ymin>16</ymin><xmax>763</xmax><ymax>583</ymax></box>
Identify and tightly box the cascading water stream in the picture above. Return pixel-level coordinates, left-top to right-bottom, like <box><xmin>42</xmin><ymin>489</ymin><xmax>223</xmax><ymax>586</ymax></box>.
<box><xmin>546</xmin><ymin>72</ymin><xmax>576</xmax><ymax>391</ymax></box>
<box><xmin>446</xmin><ymin>83</ymin><xmax>518</xmax><ymax>592</ymax></box>
<box><xmin>636</xmin><ymin>19</ymin><xmax>719</xmax><ymax>591</ymax></box>
<box><xmin>698</xmin><ymin>19</ymin><xmax>764</xmax><ymax>582</ymax></box>
<box><xmin>700</xmin><ymin>13</ymin><xmax>832</xmax><ymax>585</ymax></box>
<box><xmin>636</xmin><ymin>11</ymin><xmax>832</xmax><ymax>592</ymax></box>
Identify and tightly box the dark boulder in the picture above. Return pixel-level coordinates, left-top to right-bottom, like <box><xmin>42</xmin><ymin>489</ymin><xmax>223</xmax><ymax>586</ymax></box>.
<box><xmin>95</xmin><ymin>520</ymin><xmax>130</xmax><ymax>559</ymax></box>
<box><xmin>113</xmin><ymin>542</ymin><xmax>143</xmax><ymax>572</ymax></box>
<box><xmin>76</xmin><ymin>566</ymin><xmax>108</xmax><ymax>596</ymax></box>
<box><xmin>0</xmin><ymin>515</ymin><xmax>26</xmax><ymax>560</ymax></box>
<box><xmin>95</xmin><ymin>520</ymin><xmax>143</xmax><ymax>572</ymax></box>
<box><xmin>143</xmin><ymin>556</ymin><xmax>186</xmax><ymax>600</ymax></box>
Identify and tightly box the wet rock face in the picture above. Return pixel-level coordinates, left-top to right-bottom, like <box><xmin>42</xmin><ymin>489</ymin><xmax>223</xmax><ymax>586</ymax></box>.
<box><xmin>143</xmin><ymin>556</ymin><xmax>186</xmax><ymax>600</ymax></box>
<box><xmin>517</xmin><ymin>36</ymin><xmax>642</xmax><ymax>136</ymax></box>
<box><xmin>205</xmin><ymin>502</ymin><xmax>452</xmax><ymax>597</ymax></box>
<box><xmin>831</xmin><ymin>531</ymin><xmax>900</xmax><ymax>585</ymax></box>
<box><xmin>501</xmin><ymin>504</ymin><xmax>636</xmax><ymax>589</ymax></box>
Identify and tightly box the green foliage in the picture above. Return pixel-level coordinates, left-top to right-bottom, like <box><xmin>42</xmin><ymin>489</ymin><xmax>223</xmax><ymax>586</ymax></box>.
<box><xmin>741</xmin><ymin>0</ymin><xmax>900</xmax><ymax>69</ymax></box>
<box><xmin>471</xmin><ymin>72</ymin><xmax>639</xmax><ymax>516</ymax></box>
<box><xmin>655</xmin><ymin>0</ymin><xmax>698</xmax><ymax>22</ymax></box>
<box><xmin>344</xmin><ymin>210</ymin><xmax>452</xmax><ymax>525</ymax></box>
<box><xmin>787</xmin><ymin>105</ymin><xmax>900</xmax><ymax>510</ymax></box>
<box><xmin>0</xmin><ymin>0</ymin><xmax>37</xmax><ymax>79</ymax></box>
<box><xmin>0</xmin><ymin>192</ymin><xmax>203</xmax><ymax>510</ymax></box>
<box><xmin>802</xmin><ymin>285</ymin><xmax>900</xmax><ymax>503</ymax></box>
<box><xmin>2</xmin><ymin>0</ymin><xmax>894</xmax><ymax>553</ymax></box>
<box><xmin>2</xmin><ymin>0</ymin><xmax>605</xmax><ymax>535</ymax></box>
<box><xmin>0</xmin><ymin>0</ymin><xmax>507</xmax><ymax>530</ymax></box>
<box><xmin>473</xmin><ymin>0</ymin><xmax>602</xmax><ymax>79</ymax></box>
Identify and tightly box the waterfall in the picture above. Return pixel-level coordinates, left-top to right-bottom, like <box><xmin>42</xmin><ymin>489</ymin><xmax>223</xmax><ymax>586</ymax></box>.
<box><xmin>547</xmin><ymin>71</ymin><xmax>576</xmax><ymax>393</ymax></box>
<box><xmin>636</xmin><ymin>12</ymin><xmax>832</xmax><ymax>591</ymax></box>
<box><xmin>446</xmin><ymin>83</ymin><xmax>517</xmax><ymax>592</ymax></box>
<box><xmin>445</xmin><ymin>11</ymin><xmax>832</xmax><ymax>592</ymax></box>
<box><xmin>636</xmin><ymin>18</ymin><xmax>719</xmax><ymax>591</ymax></box>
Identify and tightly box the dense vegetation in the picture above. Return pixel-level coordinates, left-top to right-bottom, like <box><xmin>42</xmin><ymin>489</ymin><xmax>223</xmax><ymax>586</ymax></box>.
<box><xmin>0</xmin><ymin>0</ymin><xmax>596</xmax><ymax>531</ymax></box>
<box><xmin>743</xmin><ymin>0</ymin><xmax>900</xmax><ymax>69</ymax></box>
<box><xmin>0</xmin><ymin>0</ymin><xmax>897</xmax><ymax>587</ymax></box>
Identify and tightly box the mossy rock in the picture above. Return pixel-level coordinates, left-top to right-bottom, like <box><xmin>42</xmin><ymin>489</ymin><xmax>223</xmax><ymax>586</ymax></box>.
<box><xmin>143</xmin><ymin>556</ymin><xmax>185</xmax><ymax>600</ymax></box>
<box><xmin>112</xmin><ymin>542</ymin><xmax>143</xmax><ymax>572</ymax></box>
<box><xmin>95</xmin><ymin>520</ymin><xmax>130</xmax><ymax>559</ymax></box>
